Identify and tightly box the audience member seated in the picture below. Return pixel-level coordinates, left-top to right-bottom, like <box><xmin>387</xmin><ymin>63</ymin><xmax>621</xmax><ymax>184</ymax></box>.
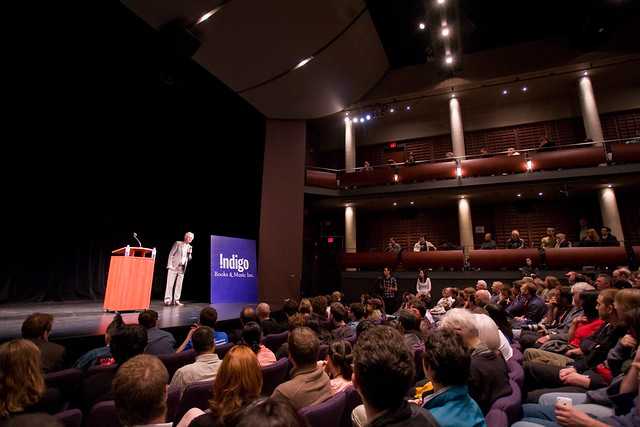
<box><xmin>540</xmin><ymin>276</ymin><xmax>562</xmax><ymax>301</ymax></box>
<box><xmin>329</xmin><ymin>303</ymin><xmax>355</xmax><ymax>341</ymax></box>
<box><xmin>170</xmin><ymin>326</ymin><xmax>222</xmax><ymax>394</ymax></box>
<box><xmin>519</xmin><ymin>286</ymin><xmax>574</xmax><ymax>349</ymax></box>
<box><xmin>600</xmin><ymin>226</ymin><xmax>619</xmax><ymax>246</ymax></box>
<box><xmin>82</xmin><ymin>324</ymin><xmax>147</xmax><ymax>411</ymax></box>
<box><xmin>310</xmin><ymin>296</ymin><xmax>330</xmax><ymax>326</ymax></box>
<box><xmin>385</xmin><ymin>237</ymin><xmax>402</xmax><ymax>254</ymax></box>
<box><xmin>464</xmin><ymin>287</ymin><xmax>488</xmax><ymax>315</ymax></box>
<box><xmin>541</xmin><ymin>228</ymin><xmax>557</xmax><ymax>249</ymax></box>
<box><xmin>274</xmin><ymin>314</ymin><xmax>306</xmax><ymax>360</ymax></box>
<box><xmin>595</xmin><ymin>274</ymin><xmax>612</xmax><ymax>291</ymax></box>
<box><xmin>241</xmin><ymin>322</ymin><xmax>276</xmax><ymax>367</ymax></box>
<box><xmin>21</xmin><ymin>313</ymin><xmax>66</xmax><ymax>373</ymax></box>
<box><xmin>299</xmin><ymin>298</ymin><xmax>312</xmax><ymax>315</ymax></box>
<box><xmin>520</xmin><ymin>257</ymin><xmax>537</xmax><ymax>276</ymax></box>
<box><xmin>362</xmin><ymin>160</ymin><xmax>373</xmax><ymax>172</ymax></box>
<box><xmin>413</xmin><ymin>236</ymin><xmax>437</xmax><ymax>252</ymax></box>
<box><xmin>348</xmin><ymin>303</ymin><xmax>365</xmax><ymax>331</ymax></box>
<box><xmin>523</xmin><ymin>289</ymin><xmax>638</xmax><ymax>402</ymax></box>
<box><xmin>139</xmin><ymin>310</ymin><xmax>176</xmax><ymax>355</ymax></box>
<box><xmin>177</xmin><ymin>307</ymin><xmax>229</xmax><ymax>353</ymax></box>
<box><xmin>230</xmin><ymin>305</ymin><xmax>257</xmax><ymax>344</ymax></box>
<box><xmin>272</xmin><ymin>327</ymin><xmax>332</xmax><ymax>410</ymax></box>
<box><xmin>485</xmin><ymin>303</ymin><xmax>515</xmax><ymax>343</ymax></box>
<box><xmin>256</xmin><ymin>303</ymin><xmax>286</xmax><ymax>336</ymax></box>
<box><xmin>420</xmin><ymin>328</ymin><xmax>487</xmax><ymax>427</ymax></box>
<box><xmin>112</xmin><ymin>354</ymin><xmax>169</xmax><ymax>427</ymax></box>
<box><xmin>474</xmin><ymin>312</ymin><xmax>513</xmax><ymax>361</ymax></box>
<box><xmin>440</xmin><ymin>309</ymin><xmax>511</xmax><ymax>414</ymax></box>
<box><xmin>0</xmin><ymin>339</ymin><xmax>63</xmax><ymax>419</ymax></box>
<box><xmin>476</xmin><ymin>290</ymin><xmax>492</xmax><ymax>307</ymax></box>
<box><xmin>351</xmin><ymin>326</ymin><xmax>438</xmax><ymax>427</ymax></box>
<box><xmin>497</xmin><ymin>284</ymin><xmax>513</xmax><ymax>309</ymax></box>
<box><xmin>476</xmin><ymin>280</ymin><xmax>488</xmax><ymax>291</ymax></box>
<box><xmin>555</xmin><ymin>233</ymin><xmax>572</xmax><ymax>248</ymax></box>
<box><xmin>579</xmin><ymin>228</ymin><xmax>601</xmax><ymax>247</ymax></box>
<box><xmin>73</xmin><ymin>313</ymin><xmax>123</xmax><ymax>370</ymax></box>
<box><xmin>321</xmin><ymin>340</ymin><xmax>353</xmax><ymax>394</ymax></box>
<box><xmin>233</xmin><ymin>397</ymin><xmax>306</xmax><ymax>427</ymax></box>
<box><xmin>613</xmin><ymin>268</ymin><xmax>634</xmax><ymax>289</ymax></box>
<box><xmin>182</xmin><ymin>345</ymin><xmax>262</xmax><ymax>427</ymax></box>
<box><xmin>405</xmin><ymin>151</ymin><xmax>416</xmax><ymax>165</ymax></box>
<box><xmin>430</xmin><ymin>288</ymin><xmax>456</xmax><ymax>316</ymax></box>
<box><xmin>508</xmin><ymin>281</ymin><xmax>548</xmax><ymax>326</ymax></box>
<box><xmin>480</xmin><ymin>233</ymin><xmax>497</xmax><ymax>249</ymax></box>
<box><xmin>398</xmin><ymin>310</ymin><xmax>425</xmax><ymax>354</ymax></box>
<box><xmin>507</xmin><ymin>229</ymin><xmax>527</xmax><ymax>249</ymax></box>
<box><xmin>523</xmin><ymin>290</ymin><xmax>606</xmax><ymax>366</ymax></box>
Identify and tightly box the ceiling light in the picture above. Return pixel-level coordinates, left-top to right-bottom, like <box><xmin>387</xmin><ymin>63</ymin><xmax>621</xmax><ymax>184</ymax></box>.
<box><xmin>344</xmin><ymin>117</ymin><xmax>349</xmax><ymax>123</ymax></box>
<box><xmin>196</xmin><ymin>7</ymin><xmax>222</xmax><ymax>25</ymax></box>
<box><xmin>352</xmin><ymin>117</ymin><xmax>358</xmax><ymax>123</ymax></box>
<box><xmin>441</xmin><ymin>27</ymin><xmax>450</xmax><ymax>37</ymax></box>
<box><xmin>456</xmin><ymin>166</ymin><xmax>462</xmax><ymax>177</ymax></box>
<box><xmin>607</xmin><ymin>184</ymin><xmax>612</xmax><ymax>188</ymax></box>
<box><xmin>345</xmin><ymin>112</ymin><xmax>349</xmax><ymax>116</ymax></box>
<box><xmin>451</xmin><ymin>93</ymin><xmax>456</xmax><ymax>99</ymax></box>
<box><xmin>538</xmin><ymin>192</ymin><xmax>543</xmax><ymax>196</ymax></box>
<box><xmin>445</xmin><ymin>55</ymin><xmax>454</xmax><ymax>65</ymax></box>
<box><xmin>294</xmin><ymin>56</ymin><xmax>313</xmax><ymax>70</ymax></box>
<box><xmin>502</xmin><ymin>89</ymin><xmax>508</xmax><ymax>95</ymax></box>
<box><xmin>406</xmin><ymin>106</ymin><xmax>411</xmax><ymax>111</ymax></box>
<box><xmin>437</xmin><ymin>0</ymin><xmax>445</xmax><ymax>4</ymax></box>
<box><xmin>389</xmin><ymin>108</ymin><xmax>395</xmax><ymax>113</ymax></box>
<box><xmin>410</xmin><ymin>201</ymin><xmax>414</xmax><ymax>205</ymax></box>
<box><xmin>359</xmin><ymin>118</ymin><xmax>365</xmax><ymax>123</ymax></box>
<box><xmin>393</xmin><ymin>174</ymin><xmax>399</xmax><ymax>182</ymax></box>
<box><xmin>583</xmin><ymin>71</ymin><xmax>589</xmax><ymax>76</ymax></box>
<box><xmin>522</xmin><ymin>86</ymin><xmax>528</xmax><ymax>92</ymax></box>
<box><xmin>516</xmin><ymin>193</ymin><xmax>522</xmax><ymax>198</ymax></box>
<box><xmin>418</xmin><ymin>22</ymin><xmax>426</xmax><ymax>30</ymax></box>
<box><xmin>365</xmin><ymin>114</ymin><xmax>371</xmax><ymax>121</ymax></box>
<box><xmin>526</xmin><ymin>160</ymin><xmax>533</xmax><ymax>171</ymax></box>
<box><xmin>393</xmin><ymin>202</ymin><xmax>397</xmax><ymax>207</ymax></box>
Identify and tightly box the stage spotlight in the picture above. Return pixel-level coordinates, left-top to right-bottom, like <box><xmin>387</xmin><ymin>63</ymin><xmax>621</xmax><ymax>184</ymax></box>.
<box><xmin>607</xmin><ymin>184</ymin><xmax>612</xmax><ymax>188</ymax></box>
<box><xmin>437</xmin><ymin>0</ymin><xmax>445</xmax><ymax>4</ymax></box>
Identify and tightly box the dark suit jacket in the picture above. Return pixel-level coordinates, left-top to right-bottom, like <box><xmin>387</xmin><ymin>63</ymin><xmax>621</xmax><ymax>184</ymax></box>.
<box><xmin>31</xmin><ymin>338</ymin><xmax>66</xmax><ymax>373</ymax></box>
<box><xmin>260</xmin><ymin>318</ymin><xmax>286</xmax><ymax>336</ymax></box>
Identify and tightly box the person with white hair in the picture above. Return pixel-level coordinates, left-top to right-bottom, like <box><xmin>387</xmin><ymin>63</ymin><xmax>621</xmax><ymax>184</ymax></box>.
<box><xmin>164</xmin><ymin>232</ymin><xmax>194</xmax><ymax>306</ymax></box>
<box><xmin>440</xmin><ymin>309</ymin><xmax>512</xmax><ymax>414</ymax></box>
<box><xmin>476</xmin><ymin>280</ymin><xmax>488</xmax><ymax>290</ymax></box>
<box><xmin>473</xmin><ymin>313</ymin><xmax>513</xmax><ymax>361</ymax></box>
<box><xmin>475</xmin><ymin>290</ymin><xmax>492</xmax><ymax>308</ymax></box>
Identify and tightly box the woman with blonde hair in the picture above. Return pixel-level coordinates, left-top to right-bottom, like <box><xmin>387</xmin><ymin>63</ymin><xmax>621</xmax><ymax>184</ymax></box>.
<box><xmin>180</xmin><ymin>345</ymin><xmax>263</xmax><ymax>427</ymax></box>
<box><xmin>0</xmin><ymin>339</ymin><xmax>61</xmax><ymax>419</ymax></box>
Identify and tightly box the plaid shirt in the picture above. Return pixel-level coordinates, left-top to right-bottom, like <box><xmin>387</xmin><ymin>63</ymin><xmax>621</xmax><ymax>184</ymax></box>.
<box><xmin>380</xmin><ymin>276</ymin><xmax>398</xmax><ymax>299</ymax></box>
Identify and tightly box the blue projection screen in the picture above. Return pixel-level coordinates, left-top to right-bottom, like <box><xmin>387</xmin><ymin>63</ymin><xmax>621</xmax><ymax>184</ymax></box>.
<box><xmin>210</xmin><ymin>235</ymin><xmax>258</xmax><ymax>304</ymax></box>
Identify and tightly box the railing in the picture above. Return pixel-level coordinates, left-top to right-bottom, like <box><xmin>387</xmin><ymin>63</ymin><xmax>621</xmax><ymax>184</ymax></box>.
<box><xmin>340</xmin><ymin>244</ymin><xmax>640</xmax><ymax>271</ymax></box>
<box><xmin>305</xmin><ymin>138</ymin><xmax>640</xmax><ymax>189</ymax></box>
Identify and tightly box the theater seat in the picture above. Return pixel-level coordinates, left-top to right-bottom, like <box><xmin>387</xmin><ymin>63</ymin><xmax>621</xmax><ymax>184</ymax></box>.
<box><xmin>87</xmin><ymin>401</ymin><xmax>121</xmax><ymax>427</ymax></box>
<box><xmin>45</xmin><ymin>368</ymin><xmax>83</xmax><ymax>409</ymax></box>
<box><xmin>158</xmin><ymin>350</ymin><xmax>196</xmax><ymax>378</ymax></box>
<box><xmin>299</xmin><ymin>390</ymin><xmax>347</xmax><ymax>427</ymax></box>
<box><xmin>507</xmin><ymin>359</ymin><xmax>525</xmax><ymax>389</ymax></box>
<box><xmin>174</xmin><ymin>380</ymin><xmax>214</xmax><ymax>424</ymax></box>
<box><xmin>165</xmin><ymin>385</ymin><xmax>181</xmax><ymax>423</ymax></box>
<box><xmin>215</xmin><ymin>342</ymin><xmax>234</xmax><ymax>360</ymax></box>
<box><xmin>485</xmin><ymin>409</ymin><xmax>509</xmax><ymax>427</ymax></box>
<box><xmin>54</xmin><ymin>409</ymin><xmax>82</xmax><ymax>427</ymax></box>
<box><xmin>341</xmin><ymin>386</ymin><xmax>362</xmax><ymax>427</ymax></box>
<box><xmin>263</xmin><ymin>331</ymin><xmax>289</xmax><ymax>353</ymax></box>
<box><xmin>261</xmin><ymin>357</ymin><xmax>290</xmax><ymax>396</ymax></box>
<box><xmin>489</xmin><ymin>379</ymin><xmax>522</xmax><ymax>425</ymax></box>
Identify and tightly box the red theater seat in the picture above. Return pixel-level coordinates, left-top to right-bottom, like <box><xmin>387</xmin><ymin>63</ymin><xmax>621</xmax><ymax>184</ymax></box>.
<box><xmin>530</xmin><ymin>147</ymin><xmax>605</xmax><ymax>171</ymax></box>
<box><xmin>460</xmin><ymin>156</ymin><xmax>527</xmax><ymax>177</ymax></box>
<box><xmin>468</xmin><ymin>249</ymin><xmax>540</xmax><ymax>270</ymax></box>
<box><xmin>340</xmin><ymin>168</ymin><xmax>395</xmax><ymax>188</ymax></box>
<box><xmin>400</xmin><ymin>250</ymin><xmax>464</xmax><ymax>269</ymax></box>
<box><xmin>544</xmin><ymin>246</ymin><xmax>627</xmax><ymax>269</ymax></box>
<box><xmin>399</xmin><ymin>160</ymin><xmax>457</xmax><ymax>182</ymax></box>
<box><xmin>633</xmin><ymin>246</ymin><xmax>640</xmax><ymax>260</ymax></box>
<box><xmin>610</xmin><ymin>143</ymin><xmax>640</xmax><ymax>164</ymax></box>
<box><xmin>306</xmin><ymin>169</ymin><xmax>337</xmax><ymax>189</ymax></box>
<box><xmin>340</xmin><ymin>252</ymin><xmax>398</xmax><ymax>269</ymax></box>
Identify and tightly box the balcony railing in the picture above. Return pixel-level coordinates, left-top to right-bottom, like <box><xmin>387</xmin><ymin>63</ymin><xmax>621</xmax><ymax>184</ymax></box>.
<box><xmin>305</xmin><ymin>138</ymin><xmax>640</xmax><ymax>190</ymax></box>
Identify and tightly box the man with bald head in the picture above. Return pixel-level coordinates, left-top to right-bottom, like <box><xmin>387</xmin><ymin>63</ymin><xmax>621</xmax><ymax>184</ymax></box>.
<box><xmin>256</xmin><ymin>302</ymin><xmax>285</xmax><ymax>335</ymax></box>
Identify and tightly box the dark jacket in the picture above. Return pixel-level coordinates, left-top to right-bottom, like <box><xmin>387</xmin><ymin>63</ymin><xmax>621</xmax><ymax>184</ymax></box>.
<box><xmin>144</xmin><ymin>327</ymin><xmax>176</xmax><ymax>355</ymax></box>
<box><xmin>332</xmin><ymin>324</ymin><xmax>355</xmax><ymax>341</ymax></box>
<box><xmin>260</xmin><ymin>318</ymin><xmax>286</xmax><ymax>336</ymax></box>
<box><xmin>571</xmin><ymin>323</ymin><xmax>627</xmax><ymax>389</ymax></box>
<box><xmin>468</xmin><ymin>344</ymin><xmax>512</xmax><ymax>414</ymax></box>
<box><xmin>30</xmin><ymin>338</ymin><xmax>66</xmax><ymax>373</ymax></box>
<box><xmin>368</xmin><ymin>401</ymin><xmax>439</xmax><ymax>427</ymax></box>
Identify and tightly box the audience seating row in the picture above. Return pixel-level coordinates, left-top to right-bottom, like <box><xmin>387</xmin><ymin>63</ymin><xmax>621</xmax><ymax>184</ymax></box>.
<box><xmin>306</xmin><ymin>143</ymin><xmax>639</xmax><ymax>189</ymax></box>
<box><xmin>486</xmin><ymin>346</ymin><xmax>525</xmax><ymax>427</ymax></box>
<box><xmin>341</xmin><ymin>246</ymin><xmax>639</xmax><ymax>270</ymax></box>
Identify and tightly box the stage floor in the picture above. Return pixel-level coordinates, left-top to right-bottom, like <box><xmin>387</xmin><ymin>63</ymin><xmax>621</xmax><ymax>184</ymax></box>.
<box><xmin>0</xmin><ymin>300</ymin><xmax>248</xmax><ymax>342</ymax></box>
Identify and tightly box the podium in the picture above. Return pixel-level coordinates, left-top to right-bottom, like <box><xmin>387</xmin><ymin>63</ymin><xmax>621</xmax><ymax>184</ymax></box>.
<box><xmin>103</xmin><ymin>246</ymin><xmax>156</xmax><ymax>312</ymax></box>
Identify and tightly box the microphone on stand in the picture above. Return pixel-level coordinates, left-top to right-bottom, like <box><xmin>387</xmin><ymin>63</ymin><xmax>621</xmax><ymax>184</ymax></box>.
<box><xmin>133</xmin><ymin>232</ymin><xmax>143</xmax><ymax>247</ymax></box>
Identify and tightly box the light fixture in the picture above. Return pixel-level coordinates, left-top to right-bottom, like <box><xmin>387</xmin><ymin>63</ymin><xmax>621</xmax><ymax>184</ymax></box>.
<box><xmin>345</xmin><ymin>112</ymin><xmax>349</xmax><ymax>116</ymax></box>
<box><xmin>365</xmin><ymin>114</ymin><xmax>371</xmax><ymax>121</ymax></box>
<box><xmin>393</xmin><ymin>202</ymin><xmax>398</xmax><ymax>207</ymax></box>
<box><xmin>607</xmin><ymin>184</ymin><xmax>612</xmax><ymax>188</ymax></box>
<box><xmin>294</xmin><ymin>56</ymin><xmax>313</xmax><ymax>70</ymax></box>
<box><xmin>389</xmin><ymin>107</ymin><xmax>395</xmax><ymax>113</ymax></box>
<box><xmin>538</xmin><ymin>192</ymin><xmax>543</xmax><ymax>196</ymax></box>
<box><xmin>526</xmin><ymin>160</ymin><xmax>533</xmax><ymax>171</ymax></box>
<box><xmin>461</xmin><ymin>195</ymin><xmax>465</xmax><ymax>199</ymax></box>
<box><xmin>393</xmin><ymin>174</ymin><xmax>399</xmax><ymax>182</ymax></box>
<box><xmin>437</xmin><ymin>0</ymin><xmax>445</xmax><ymax>4</ymax></box>
<box><xmin>344</xmin><ymin>117</ymin><xmax>349</xmax><ymax>123</ymax></box>
<box><xmin>406</xmin><ymin>106</ymin><xmax>411</xmax><ymax>111</ymax></box>
<box><xmin>359</xmin><ymin>117</ymin><xmax>365</xmax><ymax>123</ymax></box>
<box><xmin>502</xmin><ymin>89</ymin><xmax>508</xmax><ymax>95</ymax></box>
<box><xmin>441</xmin><ymin>26</ymin><xmax>450</xmax><ymax>37</ymax></box>
<box><xmin>445</xmin><ymin>55</ymin><xmax>454</xmax><ymax>65</ymax></box>
<box><xmin>196</xmin><ymin>7</ymin><xmax>222</xmax><ymax>25</ymax></box>
<box><xmin>522</xmin><ymin>86</ymin><xmax>528</xmax><ymax>92</ymax></box>
<box><xmin>418</xmin><ymin>22</ymin><xmax>426</xmax><ymax>30</ymax></box>
<box><xmin>410</xmin><ymin>201</ymin><xmax>415</xmax><ymax>205</ymax></box>
<box><xmin>516</xmin><ymin>193</ymin><xmax>522</xmax><ymax>198</ymax></box>
<box><xmin>352</xmin><ymin>117</ymin><xmax>358</xmax><ymax>123</ymax></box>
<box><xmin>583</xmin><ymin>71</ymin><xmax>589</xmax><ymax>76</ymax></box>
<box><xmin>456</xmin><ymin>166</ymin><xmax>462</xmax><ymax>177</ymax></box>
<box><xmin>450</xmin><ymin>93</ymin><xmax>456</xmax><ymax>99</ymax></box>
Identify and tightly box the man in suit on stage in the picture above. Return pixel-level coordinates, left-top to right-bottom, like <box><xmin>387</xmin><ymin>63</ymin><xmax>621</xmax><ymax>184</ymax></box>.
<box><xmin>164</xmin><ymin>232</ymin><xmax>194</xmax><ymax>306</ymax></box>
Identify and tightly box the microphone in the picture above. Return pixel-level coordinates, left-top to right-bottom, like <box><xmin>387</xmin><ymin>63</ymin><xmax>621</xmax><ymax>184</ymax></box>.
<box><xmin>133</xmin><ymin>232</ymin><xmax>143</xmax><ymax>247</ymax></box>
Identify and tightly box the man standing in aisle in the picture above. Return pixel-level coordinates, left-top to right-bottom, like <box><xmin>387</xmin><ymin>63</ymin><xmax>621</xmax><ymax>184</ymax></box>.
<box><xmin>379</xmin><ymin>266</ymin><xmax>399</xmax><ymax>315</ymax></box>
<box><xmin>164</xmin><ymin>232</ymin><xmax>194</xmax><ymax>306</ymax></box>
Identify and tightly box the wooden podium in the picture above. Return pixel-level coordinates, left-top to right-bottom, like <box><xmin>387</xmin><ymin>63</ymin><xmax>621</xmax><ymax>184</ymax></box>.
<box><xmin>103</xmin><ymin>246</ymin><xmax>156</xmax><ymax>312</ymax></box>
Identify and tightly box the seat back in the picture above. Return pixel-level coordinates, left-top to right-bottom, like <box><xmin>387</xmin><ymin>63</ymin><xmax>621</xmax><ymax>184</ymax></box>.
<box><xmin>158</xmin><ymin>350</ymin><xmax>196</xmax><ymax>378</ymax></box>
<box><xmin>174</xmin><ymin>380</ymin><xmax>214</xmax><ymax>423</ymax></box>
<box><xmin>263</xmin><ymin>331</ymin><xmax>289</xmax><ymax>353</ymax></box>
<box><xmin>215</xmin><ymin>342</ymin><xmax>234</xmax><ymax>360</ymax></box>
<box><xmin>86</xmin><ymin>363</ymin><xmax>118</xmax><ymax>379</ymax></box>
<box><xmin>261</xmin><ymin>357</ymin><xmax>290</xmax><ymax>396</ymax></box>
<box><xmin>165</xmin><ymin>385</ymin><xmax>181</xmax><ymax>423</ymax></box>
<box><xmin>54</xmin><ymin>409</ymin><xmax>82</xmax><ymax>427</ymax></box>
<box><xmin>45</xmin><ymin>368</ymin><xmax>83</xmax><ymax>409</ymax></box>
<box><xmin>489</xmin><ymin>380</ymin><xmax>522</xmax><ymax>425</ymax></box>
<box><xmin>511</xmin><ymin>347</ymin><xmax>524</xmax><ymax>365</ymax></box>
<box><xmin>87</xmin><ymin>401</ymin><xmax>121</xmax><ymax>427</ymax></box>
<box><xmin>299</xmin><ymin>390</ymin><xmax>347</xmax><ymax>427</ymax></box>
<box><xmin>341</xmin><ymin>386</ymin><xmax>362</xmax><ymax>427</ymax></box>
<box><xmin>485</xmin><ymin>408</ymin><xmax>508</xmax><ymax>427</ymax></box>
<box><xmin>507</xmin><ymin>359</ymin><xmax>525</xmax><ymax>389</ymax></box>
